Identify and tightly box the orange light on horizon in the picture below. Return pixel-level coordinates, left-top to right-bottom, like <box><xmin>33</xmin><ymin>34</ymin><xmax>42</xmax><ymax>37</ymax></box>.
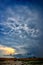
<box><xmin>4</xmin><ymin>47</ymin><xmax>15</xmax><ymax>55</ymax></box>
<box><xmin>0</xmin><ymin>45</ymin><xmax>16</xmax><ymax>55</ymax></box>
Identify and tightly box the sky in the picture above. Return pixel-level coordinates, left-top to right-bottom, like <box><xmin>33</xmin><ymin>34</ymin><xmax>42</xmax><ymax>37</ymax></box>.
<box><xmin>0</xmin><ymin>0</ymin><xmax>43</xmax><ymax>58</ymax></box>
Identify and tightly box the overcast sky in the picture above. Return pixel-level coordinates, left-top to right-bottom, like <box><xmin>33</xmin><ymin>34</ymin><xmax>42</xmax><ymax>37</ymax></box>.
<box><xmin>0</xmin><ymin>0</ymin><xmax>43</xmax><ymax>58</ymax></box>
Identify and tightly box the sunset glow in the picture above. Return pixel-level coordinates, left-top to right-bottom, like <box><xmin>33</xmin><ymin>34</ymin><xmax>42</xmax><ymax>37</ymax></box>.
<box><xmin>0</xmin><ymin>45</ymin><xmax>16</xmax><ymax>55</ymax></box>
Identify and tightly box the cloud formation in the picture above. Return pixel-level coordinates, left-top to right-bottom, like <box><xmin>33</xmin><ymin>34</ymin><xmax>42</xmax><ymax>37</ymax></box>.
<box><xmin>0</xmin><ymin>4</ymin><xmax>43</xmax><ymax>58</ymax></box>
<box><xmin>0</xmin><ymin>45</ymin><xmax>16</xmax><ymax>56</ymax></box>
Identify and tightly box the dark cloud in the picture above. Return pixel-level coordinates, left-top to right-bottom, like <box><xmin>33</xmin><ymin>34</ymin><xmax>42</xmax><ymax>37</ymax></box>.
<box><xmin>0</xmin><ymin>0</ymin><xmax>43</xmax><ymax>58</ymax></box>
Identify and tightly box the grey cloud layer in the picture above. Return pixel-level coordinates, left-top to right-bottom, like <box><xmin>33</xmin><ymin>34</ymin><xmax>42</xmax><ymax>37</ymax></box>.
<box><xmin>0</xmin><ymin>5</ymin><xmax>43</xmax><ymax>57</ymax></box>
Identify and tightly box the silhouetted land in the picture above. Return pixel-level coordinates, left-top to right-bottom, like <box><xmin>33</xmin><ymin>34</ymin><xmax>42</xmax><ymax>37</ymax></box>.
<box><xmin>0</xmin><ymin>58</ymin><xmax>43</xmax><ymax>65</ymax></box>
<box><xmin>0</xmin><ymin>58</ymin><xmax>43</xmax><ymax>61</ymax></box>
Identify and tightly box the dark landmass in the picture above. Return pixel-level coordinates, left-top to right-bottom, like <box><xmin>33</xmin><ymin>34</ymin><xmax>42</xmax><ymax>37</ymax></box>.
<box><xmin>0</xmin><ymin>58</ymin><xmax>43</xmax><ymax>65</ymax></box>
<box><xmin>0</xmin><ymin>57</ymin><xmax>43</xmax><ymax>61</ymax></box>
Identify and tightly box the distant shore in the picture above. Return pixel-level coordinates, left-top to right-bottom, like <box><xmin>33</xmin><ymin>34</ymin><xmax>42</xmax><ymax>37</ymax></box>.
<box><xmin>0</xmin><ymin>58</ymin><xmax>43</xmax><ymax>61</ymax></box>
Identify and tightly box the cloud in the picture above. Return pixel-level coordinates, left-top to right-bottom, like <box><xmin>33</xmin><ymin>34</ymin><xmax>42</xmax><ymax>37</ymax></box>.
<box><xmin>0</xmin><ymin>45</ymin><xmax>16</xmax><ymax>56</ymax></box>
<box><xmin>0</xmin><ymin>5</ymin><xmax>43</xmax><ymax>57</ymax></box>
<box><xmin>15</xmin><ymin>44</ymin><xmax>28</xmax><ymax>54</ymax></box>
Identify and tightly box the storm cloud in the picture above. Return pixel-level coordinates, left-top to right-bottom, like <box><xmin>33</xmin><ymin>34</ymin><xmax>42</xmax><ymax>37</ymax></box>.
<box><xmin>0</xmin><ymin>0</ymin><xmax>43</xmax><ymax>58</ymax></box>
